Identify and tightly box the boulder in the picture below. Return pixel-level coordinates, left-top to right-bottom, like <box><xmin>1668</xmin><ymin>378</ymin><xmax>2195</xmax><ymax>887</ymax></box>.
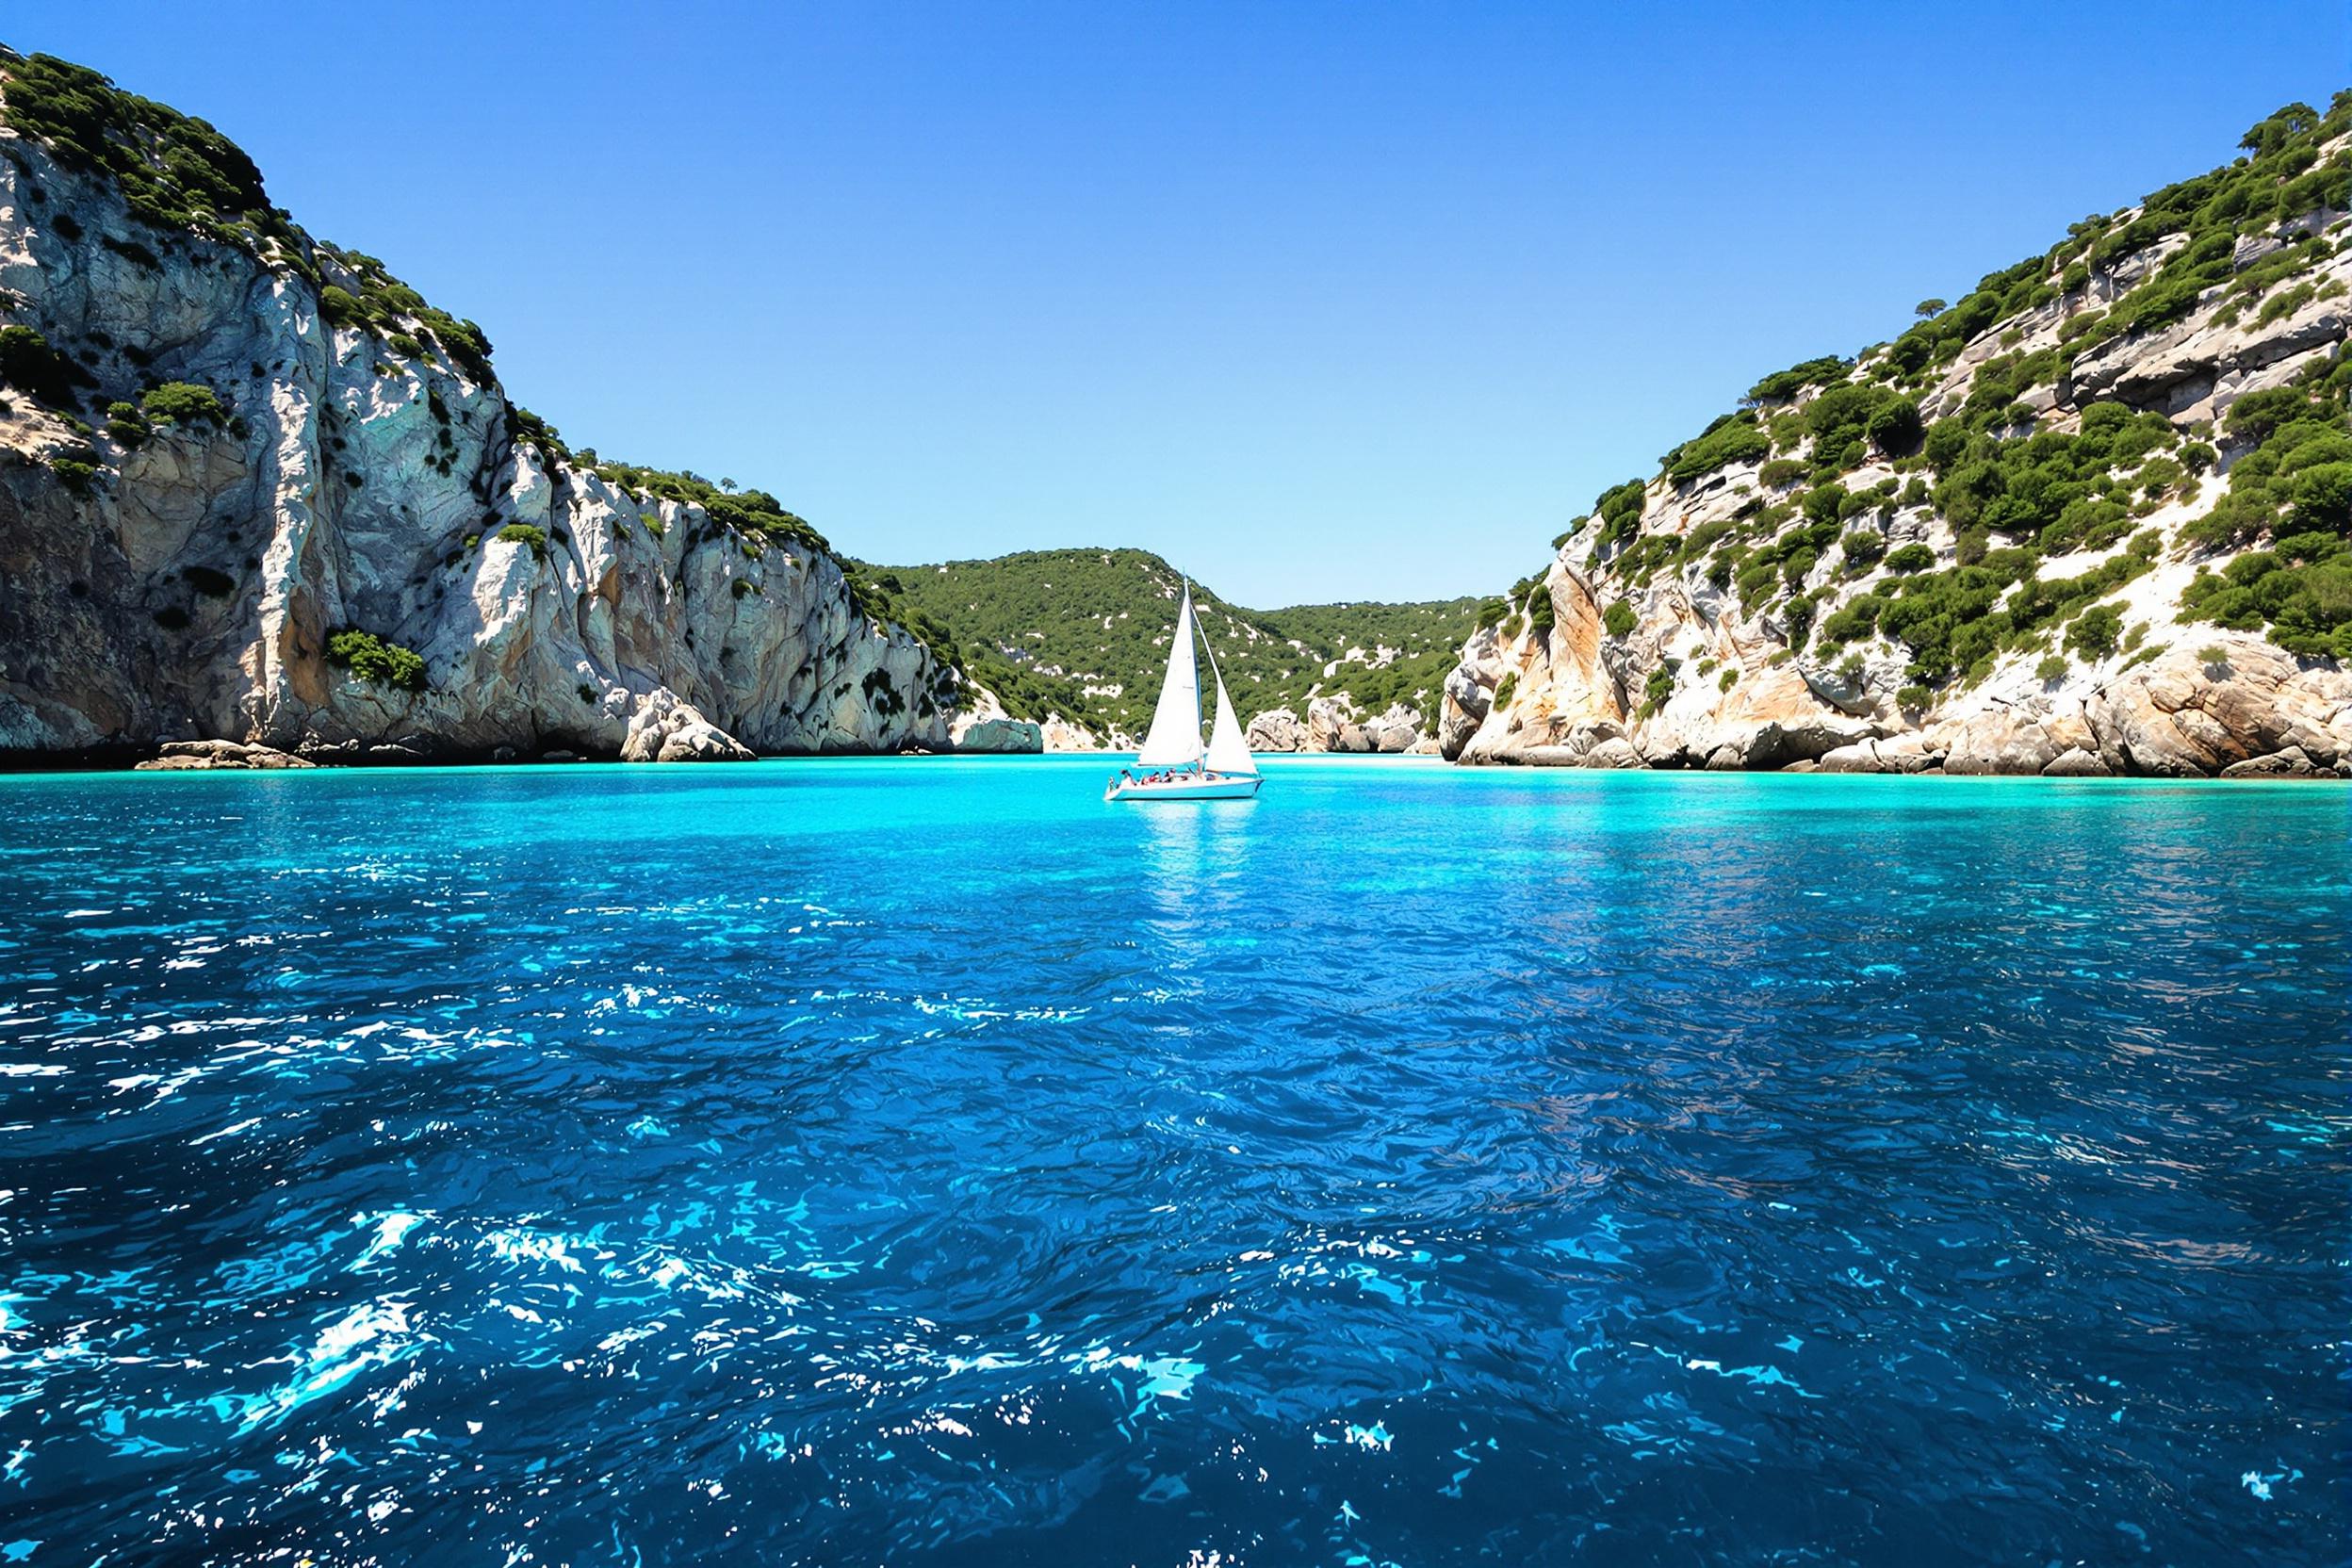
<box><xmin>1306</xmin><ymin>696</ymin><xmax>1369</xmax><ymax>753</ymax></box>
<box><xmin>1040</xmin><ymin>716</ymin><xmax>1105</xmax><ymax>752</ymax></box>
<box><xmin>2042</xmin><ymin>747</ymin><xmax>2112</xmax><ymax>777</ymax></box>
<box><xmin>1940</xmin><ymin>712</ymin><xmax>2060</xmax><ymax>776</ymax></box>
<box><xmin>1246</xmin><ymin>708</ymin><xmax>1306</xmax><ymax>753</ymax></box>
<box><xmin>1437</xmin><ymin>626</ymin><xmax>1508</xmax><ymax>759</ymax></box>
<box><xmin>134</xmin><ymin>739</ymin><xmax>315</xmax><ymax>770</ymax></box>
<box><xmin>621</xmin><ymin>690</ymin><xmax>755</xmax><ymax>763</ymax></box>
<box><xmin>2219</xmin><ymin>745</ymin><xmax>2327</xmax><ymax>780</ymax></box>
<box><xmin>1581</xmin><ymin>737</ymin><xmax>1645</xmax><ymax>769</ymax></box>
<box><xmin>1705</xmin><ymin>716</ymin><xmax>1878</xmax><ymax>771</ymax></box>
<box><xmin>2090</xmin><ymin>643</ymin><xmax>2352</xmax><ymax>776</ymax></box>
<box><xmin>953</xmin><ymin>717</ymin><xmax>1044</xmax><ymax>754</ymax></box>
<box><xmin>1359</xmin><ymin>702</ymin><xmax>1425</xmax><ymax>754</ymax></box>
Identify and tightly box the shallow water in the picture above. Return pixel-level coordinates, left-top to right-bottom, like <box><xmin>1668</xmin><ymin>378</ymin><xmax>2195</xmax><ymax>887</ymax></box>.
<box><xmin>0</xmin><ymin>757</ymin><xmax>2344</xmax><ymax>1565</ymax></box>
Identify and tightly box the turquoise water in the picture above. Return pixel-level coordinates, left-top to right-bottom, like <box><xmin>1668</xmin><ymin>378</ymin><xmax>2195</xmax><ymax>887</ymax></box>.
<box><xmin>0</xmin><ymin>757</ymin><xmax>2344</xmax><ymax>1565</ymax></box>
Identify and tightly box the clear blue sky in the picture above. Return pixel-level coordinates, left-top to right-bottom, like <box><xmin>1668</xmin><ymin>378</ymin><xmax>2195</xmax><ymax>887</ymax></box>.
<box><xmin>9</xmin><ymin>3</ymin><xmax>2344</xmax><ymax>605</ymax></box>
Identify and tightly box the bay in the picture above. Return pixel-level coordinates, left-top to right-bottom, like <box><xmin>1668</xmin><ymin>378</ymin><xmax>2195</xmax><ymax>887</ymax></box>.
<box><xmin>0</xmin><ymin>757</ymin><xmax>2344</xmax><ymax>1564</ymax></box>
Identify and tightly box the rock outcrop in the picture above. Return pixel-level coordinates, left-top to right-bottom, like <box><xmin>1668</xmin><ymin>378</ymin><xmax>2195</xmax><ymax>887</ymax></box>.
<box><xmin>953</xmin><ymin>717</ymin><xmax>1045</xmax><ymax>754</ymax></box>
<box><xmin>1039</xmin><ymin>714</ymin><xmax>1112</xmax><ymax>752</ymax></box>
<box><xmin>1439</xmin><ymin>103</ymin><xmax>2352</xmax><ymax>780</ymax></box>
<box><xmin>1245</xmin><ymin>708</ymin><xmax>1306</xmax><ymax>752</ymax></box>
<box><xmin>1244</xmin><ymin>697</ymin><xmax>1427</xmax><ymax>754</ymax></box>
<box><xmin>0</xmin><ymin>54</ymin><xmax>988</xmax><ymax>767</ymax></box>
<box><xmin>132</xmin><ymin>738</ymin><xmax>312</xmax><ymax>770</ymax></box>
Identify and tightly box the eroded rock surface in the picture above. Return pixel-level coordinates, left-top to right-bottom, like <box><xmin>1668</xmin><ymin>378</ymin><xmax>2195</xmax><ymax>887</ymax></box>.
<box><xmin>0</xmin><ymin>101</ymin><xmax>985</xmax><ymax>766</ymax></box>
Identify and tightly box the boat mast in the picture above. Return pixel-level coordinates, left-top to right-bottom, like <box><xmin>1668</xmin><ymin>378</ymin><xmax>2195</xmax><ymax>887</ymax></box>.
<box><xmin>1184</xmin><ymin>580</ymin><xmax>1202</xmax><ymax>769</ymax></box>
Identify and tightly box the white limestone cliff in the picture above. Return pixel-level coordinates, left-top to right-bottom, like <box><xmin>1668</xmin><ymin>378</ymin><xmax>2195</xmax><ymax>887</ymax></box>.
<box><xmin>1439</xmin><ymin>122</ymin><xmax>2352</xmax><ymax>780</ymax></box>
<box><xmin>0</xmin><ymin>96</ymin><xmax>984</xmax><ymax>765</ymax></box>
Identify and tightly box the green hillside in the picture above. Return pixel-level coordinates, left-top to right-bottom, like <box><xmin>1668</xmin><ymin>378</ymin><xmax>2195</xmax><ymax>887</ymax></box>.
<box><xmin>851</xmin><ymin>548</ymin><xmax>1478</xmax><ymax>733</ymax></box>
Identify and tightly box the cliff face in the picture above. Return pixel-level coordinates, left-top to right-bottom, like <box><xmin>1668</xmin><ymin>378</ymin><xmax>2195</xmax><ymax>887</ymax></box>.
<box><xmin>0</xmin><ymin>53</ymin><xmax>971</xmax><ymax>764</ymax></box>
<box><xmin>1443</xmin><ymin>102</ymin><xmax>2352</xmax><ymax>779</ymax></box>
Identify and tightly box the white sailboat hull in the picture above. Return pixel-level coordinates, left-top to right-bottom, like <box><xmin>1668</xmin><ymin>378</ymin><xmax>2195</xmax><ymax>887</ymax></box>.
<box><xmin>1104</xmin><ymin>771</ymin><xmax>1262</xmax><ymax>802</ymax></box>
<box><xmin>1108</xmin><ymin>581</ymin><xmax>1265</xmax><ymax>802</ymax></box>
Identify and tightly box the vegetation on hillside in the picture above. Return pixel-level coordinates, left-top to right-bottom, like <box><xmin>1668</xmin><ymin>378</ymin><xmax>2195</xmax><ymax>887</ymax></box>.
<box><xmin>0</xmin><ymin>48</ymin><xmax>983</xmax><ymax>695</ymax></box>
<box><xmin>1525</xmin><ymin>92</ymin><xmax>2352</xmax><ymax>712</ymax></box>
<box><xmin>861</xmin><ymin>548</ymin><xmax>1480</xmax><ymax>733</ymax></box>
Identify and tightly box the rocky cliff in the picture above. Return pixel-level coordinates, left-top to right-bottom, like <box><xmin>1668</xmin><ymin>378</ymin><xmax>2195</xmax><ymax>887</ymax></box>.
<box><xmin>1442</xmin><ymin>97</ymin><xmax>2352</xmax><ymax>778</ymax></box>
<box><xmin>0</xmin><ymin>50</ymin><xmax>979</xmax><ymax>765</ymax></box>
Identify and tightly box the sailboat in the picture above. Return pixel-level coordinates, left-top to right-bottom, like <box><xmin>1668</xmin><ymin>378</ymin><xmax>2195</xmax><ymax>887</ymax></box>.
<box><xmin>1104</xmin><ymin>583</ymin><xmax>1263</xmax><ymax>802</ymax></box>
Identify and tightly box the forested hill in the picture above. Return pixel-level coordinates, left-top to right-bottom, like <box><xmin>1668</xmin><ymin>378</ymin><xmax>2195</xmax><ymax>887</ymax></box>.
<box><xmin>1438</xmin><ymin>93</ymin><xmax>2352</xmax><ymax>778</ymax></box>
<box><xmin>856</xmin><ymin>547</ymin><xmax>1479</xmax><ymax>735</ymax></box>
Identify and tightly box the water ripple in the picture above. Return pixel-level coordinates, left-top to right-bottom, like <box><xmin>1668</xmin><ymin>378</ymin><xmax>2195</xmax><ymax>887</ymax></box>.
<box><xmin>0</xmin><ymin>760</ymin><xmax>2344</xmax><ymax>1564</ymax></box>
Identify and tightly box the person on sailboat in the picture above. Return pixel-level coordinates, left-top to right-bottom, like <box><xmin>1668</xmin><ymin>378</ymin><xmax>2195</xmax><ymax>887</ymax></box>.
<box><xmin>1105</xmin><ymin>581</ymin><xmax>1264</xmax><ymax>801</ymax></box>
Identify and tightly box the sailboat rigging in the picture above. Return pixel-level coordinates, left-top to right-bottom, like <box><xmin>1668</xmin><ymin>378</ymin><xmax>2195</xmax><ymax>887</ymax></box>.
<box><xmin>1104</xmin><ymin>583</ymin><xmax>1263</xmax><ymax>802</ymax></box>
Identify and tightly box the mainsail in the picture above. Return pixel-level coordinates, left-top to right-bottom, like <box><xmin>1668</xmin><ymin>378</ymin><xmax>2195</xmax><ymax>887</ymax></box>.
<box><xmin>1135</xmin><ymin>585</ymin><xmax>1203</xmax><ymax>767</ymax></box>
<box><xmin>1204</xmin><ymin>668</ymin><xmax>1256</xmax><ymax>776</ymax></box>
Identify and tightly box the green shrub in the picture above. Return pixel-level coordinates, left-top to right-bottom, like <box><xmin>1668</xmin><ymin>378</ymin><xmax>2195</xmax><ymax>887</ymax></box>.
<box><xmin>1603</xmin><ymin>600</ymin><xmax>1639</xmax><ymax>638</ymax></box>
<box><xmin>498</xmin><ymin>522</ymin><xmax>548</xmax><ymax>557</ymax></box>
<box><xmin>104</xmin><ymin>400</ymin><xmax>150</xmax><ymax>447</ymax></box>
<box><xmin>1593</xmin><ymin>479</ymin><xmax>1647</xmax><ymax>546</ymax></box>
<box><xmin>1746</xmin><ymin>355</ymin><xmax>1850</xmax><ymax>404</ymax></box>
<box><xmin>2224</xmin><ymin>385</ymin><xmax>2312</xmax><ymax>443</ymax></box>
<box><xmin>2057</xmin><ymin>309</ymin><xmax>2107</xmax><ymax>343</ymax></box>
<box><xmin>1637</xmin><ymin>663</ymin><xmax>1675</xmax><ymax>717</ymax></box>
<box><xmin>182</xmin><ymin>564</ymin><xmax>235</xmax><ymax>597</ymax></box>
<box><xmin>0</xmin><ymin>51</ymin><xmax>282</xmax><ymax>244</ymax></box>
<box><xmin>0</xmin><ymin>324</ymin><xmax>94</xmax><ymax>408</ymax></box>
<box><xmin>140</xmin><ymin>381</ymin><xmax>226</xmax><ymax>427</ymax></box>
<box><xmin>1525</xmin><ymin>584</ymin><xmax>1555</xmax><ymax>634</ymax></box>
<box><xmin>1491</xmin><ymin>671</ymin><xmax>1517</xmax><ymax>711</ymax></box>
<box><xmin>50</xmin><ymin>455</ymin><xmax>99</xmax><ymax>494</ymax></box>
<box><xmin>1840</xmin><ymin>529</ymin><xmax>1887</xmax><ymax>570</ymax></box>
<box><xmin>1758</xmin><ymin>458</ymin><xmax>1805</xmax><ymax>488</ymax></box>
<box><xmin>325</xmin><ymin>628</ymin><xmax>426</xmax><ymax>690</ymax></box>
<box><xmin>1921</xmin><ymin>419</ymin><xmax>1971</xmax><ymax>472</ymax></box>
<box><xmin>1867</xmin><ymin>399</ymin><xmax>1924</xmax><ymax>455</ymax></box>
<box><xmin>2064</xmin><ymin>604</ymin><xmax>2123</xmax><ymax>660</ymax></box>
<box><xmin>1819</xmin><ymin>594</ymin><xmax>1885</xmax><ymax>644</ymax></box>
<box><xmin>2290</xmin><ymin>462</ymin><xmax>2352</xmax><ymax>531</ymax></box>
<box><xmin>2036</xmin><ymin>654</ymin><xmax>2067</xmax><ymax>681</ymax></box>
<box><xmin>1664</xmin><ymin>415</ymin><xmax>1771</xmax><ymax>483</ymax></box>
<box><xmin>1783</xmin><ymin>592</ymin><xmax>1818</xmax><ymax>646</ymax></box>
<box><xmin>1896</xmin><ymin>683</ymin><xmax>1932</xmax><ymax>712</ymax></box>
<box><xmin>1883</xmin><ymin>543</ymin><xmax>1936</xmax><ymax>574</ymax></box>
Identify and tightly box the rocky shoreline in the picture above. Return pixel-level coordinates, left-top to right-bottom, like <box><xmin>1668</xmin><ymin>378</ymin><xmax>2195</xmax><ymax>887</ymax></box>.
<box><xmin>1435</xmin><ymin>109</ymin><xmax>2352</xmax><ymax>784</ymax></box>
<box><xmin>0</xmin><ymin>57</ymin><xmax>994</xmax><ymax>769</ymax></box>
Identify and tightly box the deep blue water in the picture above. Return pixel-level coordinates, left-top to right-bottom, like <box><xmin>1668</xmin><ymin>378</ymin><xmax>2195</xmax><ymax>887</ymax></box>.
<box><xmin>0</xmin><ymin>757</ymin><xmax>2345</xmax><ymax>1566</ymax></box>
